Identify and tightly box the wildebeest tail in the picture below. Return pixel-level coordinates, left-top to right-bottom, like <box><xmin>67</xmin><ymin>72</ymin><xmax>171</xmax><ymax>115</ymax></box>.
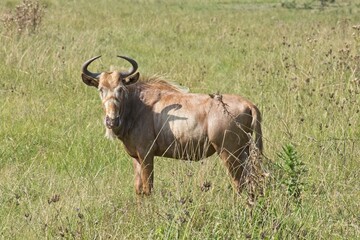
<box><xmin>250</xmin><ymin>105</ymin><xmax>263</xmax><ymax>154</ymax></box>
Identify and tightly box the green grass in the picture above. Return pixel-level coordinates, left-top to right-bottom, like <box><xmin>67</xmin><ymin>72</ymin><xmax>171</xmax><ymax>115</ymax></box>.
<box><xmin>1</xmin><ymin>0</ymin><xmax>359</xmax><ymax>239</ymax></box>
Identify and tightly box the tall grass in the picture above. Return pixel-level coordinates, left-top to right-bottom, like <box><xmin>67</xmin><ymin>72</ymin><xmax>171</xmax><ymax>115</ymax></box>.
<box><xmin>1</xmin><ymin>0</ymin><xmax>359</xmax><ymax>239</ymax></box>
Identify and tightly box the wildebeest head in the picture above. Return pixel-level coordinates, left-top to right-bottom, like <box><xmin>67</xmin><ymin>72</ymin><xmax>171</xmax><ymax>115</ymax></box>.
<box><xmin>81</xmin><ymin>56</ymin><xmax>140</xmax><ymax>130</ymax></box>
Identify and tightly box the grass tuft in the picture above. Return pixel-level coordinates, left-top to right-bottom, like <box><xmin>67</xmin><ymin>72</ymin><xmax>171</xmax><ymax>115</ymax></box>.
<box><xmin>1</xmin><ymin>0</ymin><xmax>44</xmax><ymax>36</ymax></box>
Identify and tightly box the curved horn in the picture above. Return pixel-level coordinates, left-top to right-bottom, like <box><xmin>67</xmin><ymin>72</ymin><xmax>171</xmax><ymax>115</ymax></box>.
<box><xmin>81</xmin><ymin>55</ymin><xmax>102</xmax><ymax>79</ymax></box>
<box><xmin>117</xmin><ymin>55</ymin><xmax>138</xmax><ymax>78</ymax></box>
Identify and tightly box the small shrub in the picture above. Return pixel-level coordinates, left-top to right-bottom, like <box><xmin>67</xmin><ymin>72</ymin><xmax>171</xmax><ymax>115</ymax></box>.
<box><xmin>275</xmin><ymin>144</ymin><xmax>307</xmax><ymax>205</ymax></box>
<box><xmin>281</xmin><ymin>1</ymin><xmax>297</xmax><ymax>9</ymax></box>
<box><xmin>1</xmin><ymin>0</ymin><xmax>45</xmax><ymax>35</ymax></box>
<box><xmin>281</xmin><ymin>0</ymin><xmax>336</xmax><ymax>9</ymax></box>
<box><xmin>320</xmin><ymin>0</ymin><xmax>336</xmax><ymax>7</ymax></box>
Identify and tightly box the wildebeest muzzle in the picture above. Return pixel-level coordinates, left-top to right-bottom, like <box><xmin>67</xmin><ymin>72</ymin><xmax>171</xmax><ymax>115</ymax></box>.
<box><xmin>105</xmin><ymin>115</ymin><xmax>120</xmax><ymax>129</ymax></box>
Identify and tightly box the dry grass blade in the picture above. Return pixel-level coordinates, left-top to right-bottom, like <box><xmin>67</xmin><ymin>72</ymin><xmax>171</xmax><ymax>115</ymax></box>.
<box><xmin>244</xmin><ymin>138</ymin><xmax>269</xmax><ymax>206</ymax></box>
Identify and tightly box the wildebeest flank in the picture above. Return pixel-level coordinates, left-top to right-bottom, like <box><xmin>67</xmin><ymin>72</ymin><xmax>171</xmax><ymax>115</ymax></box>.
<box><xmin>81</xmin><ymin>55</ymin><xmax>263</xmax><ymax>195</ymax></box>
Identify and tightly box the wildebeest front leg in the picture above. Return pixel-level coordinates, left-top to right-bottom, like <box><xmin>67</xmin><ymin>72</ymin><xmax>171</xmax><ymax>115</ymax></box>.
<box><xmin>138</xmin><ymin>153</ymin><xmax>154</xmax><ymax>195</ymax></box>
<box><xmin>132</xmin><ymin>158</ymin><xmax>143</xmax><ymax>194</ymax></box>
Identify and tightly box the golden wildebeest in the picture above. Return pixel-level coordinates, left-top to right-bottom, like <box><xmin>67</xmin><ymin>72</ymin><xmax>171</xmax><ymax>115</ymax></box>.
<box><xmin>81</xmin><ymin>55</ymin><xmax>263</xmax><ymax>195</ymax></box>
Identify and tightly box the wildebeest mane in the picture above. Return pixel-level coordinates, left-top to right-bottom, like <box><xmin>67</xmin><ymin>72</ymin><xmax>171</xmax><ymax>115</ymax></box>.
<box><xmin>134</xmin><ymin>75</ymin><xmax>189</xmax><ymax>93</ymax></box>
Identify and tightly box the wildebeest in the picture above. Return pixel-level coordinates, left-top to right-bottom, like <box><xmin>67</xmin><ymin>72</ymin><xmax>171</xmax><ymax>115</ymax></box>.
<box><xmin>81</xmin><ymin>55</ymin><xmax>263</xmax><ymax>195</ymax></box>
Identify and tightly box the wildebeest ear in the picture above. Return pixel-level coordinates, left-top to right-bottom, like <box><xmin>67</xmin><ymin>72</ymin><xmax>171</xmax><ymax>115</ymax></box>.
<box><xmin>123</xmin><ymin>72</ymin><xmax>140</xmax><ymax>85</ymax></box>
<box><xmin>81</xmin><ymin>73</ymin><xmax>99</xmax><ymax>88</ymax></box>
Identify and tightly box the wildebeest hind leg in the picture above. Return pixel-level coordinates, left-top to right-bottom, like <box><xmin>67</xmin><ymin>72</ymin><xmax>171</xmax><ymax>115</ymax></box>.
<box><xmin>217</xmin><ymin>147</ymin><xmax>249</xmax><ymax>194</ymax></box>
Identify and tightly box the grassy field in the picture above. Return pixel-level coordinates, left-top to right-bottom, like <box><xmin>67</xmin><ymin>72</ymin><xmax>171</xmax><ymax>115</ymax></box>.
<box><xmin>1</xmin><ymin>0</ymin><xmax>359</xmax><ymax>239</ymax></box>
